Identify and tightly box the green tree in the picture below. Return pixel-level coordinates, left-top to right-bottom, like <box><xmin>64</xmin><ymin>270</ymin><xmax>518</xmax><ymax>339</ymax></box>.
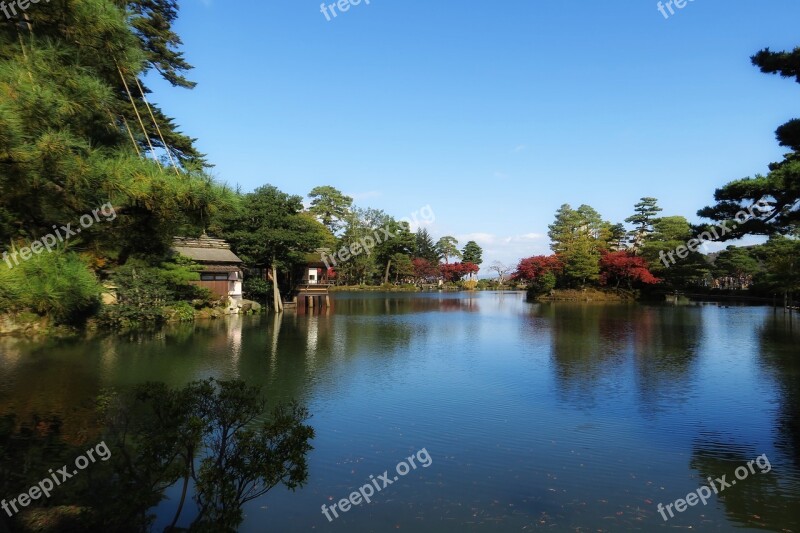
<box><xmin>754</xmin><ymin>236</ymin><xmax>800</xmax><ymax>305</ymax></box>
<box><xmin>389</xmin><ymin>253</ymin><xmax>415</xmax><ymax>282</ymax></box>
<box><xmin>641</xmin><ymin>216</ymin><xmax>710</xmax><ymax>288</ymax></box>
<box><xmin>334</xmin><ymin>207</ymin><xmax>388</xmax><ymax>285</ymax></box>
<box><xmin>576</xmin><ymin>205</ymin><xmax>606</xmax><ymax>241</ymax></box>
<box><xmin>562</xmin><ymin>234</ymin><xmax>600</xmax><ymax>286</ymax></box>
<box><xmin>123</xmin><ymin>0</ymin><xmax>199</xmax><ymax>89</ymax></box>
<box><xmin>461</xmin><ymin>240</ymin><xmax>483</xmax><ymax>266</ymax></box>
<box><xmin>547</xmin><ymin>204</ymin><xmax>604</xmax><ymax>286</ymax></box>
<box><xmin>0</xmin><ymin>0</ymin><xmax>231</xmax><ymax>270</ymax></box>
<box><xmin>607</xmin><ymin>222</ymin><xmax>628</xmax><ymax>251</ymax></box>
<box><xmin>414</xmin><ymin>228</ymin><xmax>438</xmax><ymax>264</ymax></box>
<box><xmin>374</xmin><ymin>219</ymin><xmax>415</xmax><ymax>284</ymax></box>
<box><xmin>698</xmin><ymin>46</ymin><xmax>800</xmax><ymax>237</ymax></box>
<box><xmin>625</xmin><ymin>197</ymin><xmax>662</xmax><ymax>253</ymax></box>
<box><xmin>712</xmin><ymin>246</ymin><xmax>761</xmax><ymax>288</ymax></box>
<box><xmin>307</xmin><ymin>186</ymin><xmax>353</xmax><ymax>234</ymax></box>
<box><xmin>436</xmin><ymin>236</ymin><xmax>461</xmax><ymax>264</ymax></box>
<box><xmin>221</xmin><ymin>186</ymin><xmax>332</xmax><ymax>310</ymax></box>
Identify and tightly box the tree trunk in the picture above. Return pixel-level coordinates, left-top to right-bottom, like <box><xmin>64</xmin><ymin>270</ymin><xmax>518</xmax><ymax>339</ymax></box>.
<box><xmin>272</xmin><ymin>263</ymin><xmax>283</xmax><ymax>313</ymax></box>
<box><xmin>167</xmin><ymin>470</ymin><xmax>191</xmax><ymax>531</ymax></box>
<box><xmin>384</xmin><ymin>260</ymin><xmax>392</xmax><ymax>285</ymax></box>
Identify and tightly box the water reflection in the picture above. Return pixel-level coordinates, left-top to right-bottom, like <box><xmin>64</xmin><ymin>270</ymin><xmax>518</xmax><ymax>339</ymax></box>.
<box><xmin>0</xmin><ymin>295</ymin><xmax>799</xmax><ymax>532</ymax></box>
<box><xmin>332</xmin><ymin>293</ymin><xmax>480</xmax><ymax>315</ymax></box>
<box><xmin>758</xmin><ymin>313</ymin><xmax>800</xmax><ymax>468</ymax></box>
<box><xmin>530</xmin><ymin>304</ymin><xmax>634</xmax><ymax>408</ymax></box>
<box><xmin>258</xmin><ymin>304</ymin><xmax>419</xmax><ymax>405</ymax></box>
<box><xmin>631</xmin><ymin>306</ymin><xmax>702</xmax><ymax>417</ymax></box>
<box><xmin>690</xmin><ymin>436</ymin><xmax>800</xmax><ymax>530</ymax></box>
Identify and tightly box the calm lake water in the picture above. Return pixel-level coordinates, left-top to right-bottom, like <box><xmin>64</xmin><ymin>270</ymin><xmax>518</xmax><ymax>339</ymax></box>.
<box><xmin>1</xmin><ymin>292</ymin><xmax>799</xmax><ymax>531</ymax></box>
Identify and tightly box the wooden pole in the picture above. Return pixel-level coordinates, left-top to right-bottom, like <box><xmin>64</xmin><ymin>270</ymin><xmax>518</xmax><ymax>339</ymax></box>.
<box><xmin>272</xmin><ymin>264</ymin><xmax>283</xmax><ymax>313</ymax></box>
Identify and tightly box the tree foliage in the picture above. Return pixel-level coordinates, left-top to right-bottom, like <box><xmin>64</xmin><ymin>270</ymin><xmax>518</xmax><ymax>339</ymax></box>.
<box><xmin>412</xmin><ymin>258</ymin><xmax>439</xmax><ymax>282</ymax></box>
<box><xmin>95</xmin><ymin>379</ymin><xmax>314</xmax><ymax>532</ymax></box>
<box><xmin>436</xmin><ymin>236</ymin><xmax>461</xmax><ymax>264</ymax></box>
<box><xmin>0</xmin><ymin>249</ymin><xmax>101</xmax><ymax>322</ymax></box>
<box><xmin>414</xmin><ymin>228</ymin><xmax>438</xmax><ymax>264</ymax></box>
<box><xmin>0</xmin><ymin>0</ymin><xmax>234</xmax><ymax>323</ymax></box>
<box><xmin>712</xmin><ymin>246</ymin><xmax>761</xmax><ymax>282</ymax></box>
<box><xmin>547</xmin><ymin>204</ymin><xmax>606</xmax><ymax>286</ymax></box>
<box><xmin>439</xmin><ymin>262</ymin><xmax>479</xmax><ymax>282</ymax></box>
<box><xmin>642</xmin><ymin>216</ymin><xmax>710</xmax><ymax>288</ymax></box>
<box><xmin>514</xmin><ymin>255</ymin><xmax>563</xmax><ymax>282</ymax></box>
<box><xmin>307</xmin><ymin>186</ymin><xmax>353</xmax><ymax>234</ymax></box>
<box><xmin>599</xmin><ymin>251</ymin><xmax>660</xmax><ymax>288</ymax></box>
<box><xmin>461</xmin><ymin>240</ymin><xmax>483</xmax><ymax>266</ymax></box>
<box><xmin>625</xmin><ymin>197</ymin><xmax>662</xmax><ymax>252</ymax></box>
<box><xmin>221</xmin><ymin>186</ymin><xmax>332</xmax><ymax>271</ymax></box>
<box><xmin>753</xmin><ymin>236</ymin><xmax>800</xmax><ymax>298</ymax></box>
<box><xmin>698</xmin><ymin>46</ymin><xmax>800</xmax><ymax>237</ymax></box>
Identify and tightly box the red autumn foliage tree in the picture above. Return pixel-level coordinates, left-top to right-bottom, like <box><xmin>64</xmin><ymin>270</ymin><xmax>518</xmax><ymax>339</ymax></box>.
<box><xmin>513</xmin><ymin>255</ymin><xmax>563</xmax><ymax>282</ymax></box>
<box><xmin>599</xmin><ymin>251</ymin><xmax>660</xmax><ymax>288</ymax></box>
<box><xmin>412</xmin><ymin>258</ymin><xmax>439</xmax><ymax>282</ymax></box>
<box><xmin>439</xmin><ymin>262</ymin><xmax>480</xmax><ymax>282</ymax></box>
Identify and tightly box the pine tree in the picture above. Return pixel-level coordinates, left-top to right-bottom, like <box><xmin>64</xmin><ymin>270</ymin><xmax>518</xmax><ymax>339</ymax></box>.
<box><xmin>547</xmin><ymin>204</ymin><xmax>605</xmax><ymax>287</ymax></box>
<box><xmin>307</xmin><ymin>186</ymin><xmax>353</xmax><ymax>234</ymax></box>
<box><xmin>625</xmin><ymin>197</ymin><xmax>662</xmax><ymax>253</ymax></box>
<box><xmin>461</xmin><ymin>241</ymin><xmax>483</xmax><ymax>266</ymax></box>
<box><xmin>699</xmin><ymin>46</ymin><xmax>800</xmax><ymax>237</ymax></box>
<box><xmin>436</xmin><ymin>236</ymin><xmax>461</xmax><ymax>263</ymax></box>
<box><xmin>0</xmin><ymin>0</ymin><xmax>228</xmax><ymax>261</ymax></box>
<box><xmin>414</xmin><ymin>228</ymin><xmax>438</xmax><ymax>263</ymax></box>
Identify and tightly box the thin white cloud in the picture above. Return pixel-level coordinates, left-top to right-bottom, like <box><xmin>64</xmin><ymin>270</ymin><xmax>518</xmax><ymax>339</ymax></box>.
<box><xmin>457</xmin><ymin>232</ymin><xmax>496</xmax><ymax>245</ymax></box>
<box><xmin>455</xmin><ymin>232</ymin><xmax>550</xmax><ymax>273</ymax></box>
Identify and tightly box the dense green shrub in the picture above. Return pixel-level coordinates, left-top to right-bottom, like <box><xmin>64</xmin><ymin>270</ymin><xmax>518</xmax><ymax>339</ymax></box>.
<box><xmin>527</xmin><ymin>270</ymin><xmax>557</xmax><ymax>298</ymax></box>
<box><xmin>243</xmin><ymin>277</ymin><xmax>271</xmax><ymax>303</ymax></box>
<box><xmin>99</xmin><ymin>259</ymin><xmax>209</xmax><ymax>328</ymax></box>
<box><xmin>166</xmin><ymin>301</ymin><xmax>196</xmax><ymax>322</ymax></box>
<box><xmin>0</xmin><ymin>250</ymin><xmax>101</xmax><ymax>322</ymax></box>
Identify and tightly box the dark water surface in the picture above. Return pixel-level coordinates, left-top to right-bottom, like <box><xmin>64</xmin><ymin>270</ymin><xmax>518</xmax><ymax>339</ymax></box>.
<box><xmin>1</xmin><ymin>292</ymin><xmax>799</xmax><ymax>531</ymax></box>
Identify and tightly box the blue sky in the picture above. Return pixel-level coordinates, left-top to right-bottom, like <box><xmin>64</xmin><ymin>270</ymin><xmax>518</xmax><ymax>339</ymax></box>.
<box><xmin>146</xmin><ymin>0</ymin><xmax>800</xmax><ymax>268</ymax></box>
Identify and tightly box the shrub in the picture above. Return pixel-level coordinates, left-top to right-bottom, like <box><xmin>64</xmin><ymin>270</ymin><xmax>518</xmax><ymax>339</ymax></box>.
<box><xmin>99</xmin><ymin>259</ymin><xmax>208</xmax><ymax>328</ymax></box>
<box><xmin>167</xmin><ymin>301</ymin><xmax>196</xmax><ymax>322</ymax></box>
<box><xmin>243</xmin><ymin>277</ymin><xmax>270</xmax><ymax>303</ymax></box>
<box><xmin>0</xmin><ymin>250</ymin><xmax>101</xmax><ymax>323</ymax></box>
<box><xmin>527</xmin><ymin>270</ymin><xmax>557</xmax><ymax>298</ymax></box>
